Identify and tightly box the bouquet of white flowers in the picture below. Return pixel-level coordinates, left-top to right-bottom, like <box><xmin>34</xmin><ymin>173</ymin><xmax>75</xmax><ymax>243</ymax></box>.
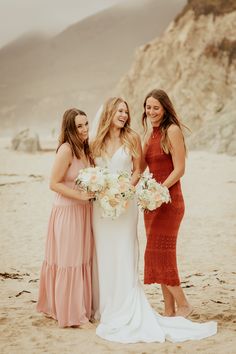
<box><xmin>136</xmin><ymin>172</ymin><xmax>171</xmax><ymax>211</ymax></box>
<box><xmin>75</xmin><ymin>166</ymin><xmax>108</xmax><ymax>195</ymax></box>
<box><xmin>97</xmin><ymin>171</ymin><xmax>135</xmax><ymax>219</ymax></box>
<box><xmin>75</xmin><ymin>168</ymin><xmax>135</xmax><ymax>218</ymax></box>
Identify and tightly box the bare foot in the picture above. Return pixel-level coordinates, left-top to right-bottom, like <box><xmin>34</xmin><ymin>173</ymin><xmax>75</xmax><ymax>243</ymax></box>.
<box><xmin>175</xmin><ymin>305</ymin><xmax>194</xmax><ymax>318</ymax></box>
<box><xmin>80</xmin><ymin>322</ymin><xmax>94</xmax><ymax>329</ymax></box>
<box><xmin>164</xmin><ymin>311</ymin><xmax>176</xmax><ymax>317</ymax></box>
<box><xmin>89</xmin><ymin>317</ymin><xmax>99</xmax><ymax>324</ymax></box>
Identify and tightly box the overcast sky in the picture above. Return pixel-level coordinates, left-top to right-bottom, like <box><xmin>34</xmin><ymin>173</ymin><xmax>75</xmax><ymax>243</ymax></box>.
<box><xmin>0</xmin><ymin>0</ymin><xmax>124</xmax><ymax>48</ymax></box>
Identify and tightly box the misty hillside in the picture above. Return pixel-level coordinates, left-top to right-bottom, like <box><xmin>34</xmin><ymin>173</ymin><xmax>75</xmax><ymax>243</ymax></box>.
<box><xmin>0</xmin><ymin>0</ymin><xmax>186</xmax><ymax>135</ymax></box>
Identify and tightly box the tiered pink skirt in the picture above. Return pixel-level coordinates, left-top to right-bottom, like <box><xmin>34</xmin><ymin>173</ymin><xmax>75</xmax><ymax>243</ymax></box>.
<box><xmin>37</xmin><ymin>196</ymin><xmax>93</xmax><ymax>327</ymax></box>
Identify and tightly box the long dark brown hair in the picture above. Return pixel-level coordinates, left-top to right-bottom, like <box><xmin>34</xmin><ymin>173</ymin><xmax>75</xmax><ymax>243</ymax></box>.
<box><xmin>57</xmin><ymin>108</ymin><xmax>93</xmax><ymax>163</ymax></box>
<box><xmin>142</xmin><ymin>89</ymin><xmax>187</xmax><ymax>154</ymax></box>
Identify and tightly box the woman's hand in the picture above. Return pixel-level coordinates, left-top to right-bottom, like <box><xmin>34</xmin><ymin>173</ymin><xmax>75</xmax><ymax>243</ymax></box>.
<box><xmin>76</xmin><ymin>186</ymin><xmax>95</xmax><ymax>201</ymax></box>
<box><xmin>76</xmin><ymin>189</ymin><xmax>95</xmax><ymax>201</ymax></box>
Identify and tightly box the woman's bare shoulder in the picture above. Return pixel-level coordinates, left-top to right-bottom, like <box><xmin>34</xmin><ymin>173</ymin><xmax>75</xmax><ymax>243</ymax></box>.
<box><xmin>167</xmin><ymin>124</ymin><xmax>182</xmax><ymax>135</ymax></box>
<box><xmin>56</xmin><ymin>143</ymin><xmax>73</xmax><ymax>158</ymax></box>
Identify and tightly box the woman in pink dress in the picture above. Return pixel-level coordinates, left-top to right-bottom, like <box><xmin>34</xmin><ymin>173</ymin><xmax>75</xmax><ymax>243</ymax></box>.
<box><xmin>37</xmin><ymin>108</ymin><xmax>94</xmax><ymax>328</ymax></box>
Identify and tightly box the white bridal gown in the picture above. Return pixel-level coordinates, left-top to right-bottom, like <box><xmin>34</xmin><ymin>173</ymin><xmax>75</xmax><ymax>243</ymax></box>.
<box><xmin>92</xmin><ymin>146</ymin><xmax>217</xmax><ymax>343</ymax></box>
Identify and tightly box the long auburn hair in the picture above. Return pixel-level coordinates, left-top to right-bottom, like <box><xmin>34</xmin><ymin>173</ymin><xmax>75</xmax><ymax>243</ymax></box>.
<box><xmin>142</xmin><ymin>89</ymin><xmax>187</xmax><ymax>154</ymax></box>
<box><xmin>91</xmin><ymin>97</ymin><xmax>139</xmax><ymax>158</ymax></box>
<box><xmin>57</xmin><ymin>108</ymin><xmax>93</xmax><ymax>163</ymax></box>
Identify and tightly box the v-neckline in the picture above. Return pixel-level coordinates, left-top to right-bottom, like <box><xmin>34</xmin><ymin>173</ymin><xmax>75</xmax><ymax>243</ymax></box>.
<box><xmin>81</xmin><ymin>157</ymin><xmax>90</xmax><ymax>168</ymax></box>
<box><xmin>73</xmin><ymin>155</ymin><xmax>89</xmax><ymax>168</ymax></box>
<box><xmin>105</xmin><ymin>145</ymin><xmax>123</xmax><ymax>160</ymax></box>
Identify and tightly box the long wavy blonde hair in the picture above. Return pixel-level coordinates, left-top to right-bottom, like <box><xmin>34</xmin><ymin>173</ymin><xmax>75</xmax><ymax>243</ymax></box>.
<box><xmin>91</xmin><ymin>97</ymin><xmax>139</xmax><ymax>158</ymax></box>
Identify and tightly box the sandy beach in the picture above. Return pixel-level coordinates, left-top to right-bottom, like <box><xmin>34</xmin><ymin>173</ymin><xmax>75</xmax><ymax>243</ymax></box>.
<box><xmin>0</xmin><ymin>137</ymin><xmax>236</xmax><ymax>354</ymax></box>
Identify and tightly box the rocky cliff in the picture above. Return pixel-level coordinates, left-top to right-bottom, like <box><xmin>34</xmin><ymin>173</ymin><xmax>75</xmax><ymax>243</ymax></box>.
<box><xmin>117</xmin><ymin>0</ymin><xmax>236</xmax><ymax>155</ymax></box>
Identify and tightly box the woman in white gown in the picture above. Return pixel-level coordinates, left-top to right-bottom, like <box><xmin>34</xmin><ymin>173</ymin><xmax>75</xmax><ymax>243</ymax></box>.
<box><xmin>91</xmin><ymin>97</ymin><xmax>217</xmax><ymax>343</ymax></box>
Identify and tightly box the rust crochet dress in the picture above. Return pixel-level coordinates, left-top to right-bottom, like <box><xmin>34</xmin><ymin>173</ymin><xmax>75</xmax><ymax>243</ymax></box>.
<box><xmin>144</xmin><ymin>126</ymin><xmax>185</xmax><ymax>286</ymax></box>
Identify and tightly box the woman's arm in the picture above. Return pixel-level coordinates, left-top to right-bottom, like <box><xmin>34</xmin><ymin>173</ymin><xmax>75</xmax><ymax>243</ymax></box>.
<box><xmin>50</xmin><ymin>144</ymin><xmax>93</xmax><ymax>201</ymax></box>
<box><xmin>130</xmin><ymin>135</ymin><xmax>143</xmax><ymax>186</ymax></box>
<box><xmin>140</xmin><ymin>132</ymin><xmax>151</xmax><ymax>173</ymax></box>
<box><xmin>162</xmin><ymin>124</ymin><xmax>185</xmax><ymax>189</ymax></box>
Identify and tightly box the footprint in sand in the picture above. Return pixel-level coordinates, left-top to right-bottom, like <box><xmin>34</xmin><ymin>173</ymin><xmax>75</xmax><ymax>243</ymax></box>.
<box><xmin>31</xmin><ymin>317</ymin><xmax>56</xmax><ymax>327</ymax></box>
<box><xmin>190</xmin><ymin>313</ymin><xmax>201</xmax><ymax>320</ymax></box>
<box><xmin>0</xmin><ymin>317</ymin><xmax>9</xmax><ymax>325</ymax></box>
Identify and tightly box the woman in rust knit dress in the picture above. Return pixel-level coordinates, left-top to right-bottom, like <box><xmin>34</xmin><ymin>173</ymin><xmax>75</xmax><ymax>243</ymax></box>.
<box><xmin>142</xmin><ymin>89</ymin><xmax>192</xmax><ymax>318</ymax></box>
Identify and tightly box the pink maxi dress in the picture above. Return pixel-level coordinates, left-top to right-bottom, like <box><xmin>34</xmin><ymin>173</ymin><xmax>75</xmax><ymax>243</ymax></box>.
<box><xmin>37</xmin><ymin>150</ymin><xmax>93</xmax><ymax>327</ymax></box>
